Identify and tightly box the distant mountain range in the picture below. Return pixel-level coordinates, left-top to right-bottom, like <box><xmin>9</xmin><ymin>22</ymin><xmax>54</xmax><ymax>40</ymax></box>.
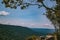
<box><xmin>31</xmin><ymin>28</ymin><xmax>55</xmax><ymax>35</ymax></box>
<box><xmin>0</xmin><ymin>24</ymin><xmax>55</xmax><ymax>40</ymax></box>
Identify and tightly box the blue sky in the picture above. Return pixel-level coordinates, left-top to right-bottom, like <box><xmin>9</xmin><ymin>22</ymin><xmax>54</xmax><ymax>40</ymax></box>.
<box><xmin>0</xmin><ymin>0</ymin><xmax>56</xmax><ymax>29</ymax></box>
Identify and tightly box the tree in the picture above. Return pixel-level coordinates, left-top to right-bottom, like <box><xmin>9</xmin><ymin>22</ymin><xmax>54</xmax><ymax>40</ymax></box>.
<box><xmin>46</xmin><ymin>0</ymin><xmax>60</xmax><ymax>35</ymax></box>
<box><xmin>1</xmin><ymin>0</ymin><xmax>60</xmax><ymax>38</ymax></box>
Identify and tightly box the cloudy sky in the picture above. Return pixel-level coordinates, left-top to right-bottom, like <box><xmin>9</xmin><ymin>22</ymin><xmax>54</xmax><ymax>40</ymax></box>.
<box><xmin>0</xmin><ymin>0</ymin><xmax>56</xmax><ymax>29</ymax></box>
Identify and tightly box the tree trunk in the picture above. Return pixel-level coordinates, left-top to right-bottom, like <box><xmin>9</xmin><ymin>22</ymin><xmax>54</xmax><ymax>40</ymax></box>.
<box><xmin>57</xmin><ymin>25</ymin><xmax>60</xmax><ymax>40</ymax></box>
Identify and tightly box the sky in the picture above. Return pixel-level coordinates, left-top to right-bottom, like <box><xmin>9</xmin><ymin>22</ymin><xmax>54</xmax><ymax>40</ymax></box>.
<box><xmin>0</xmin><ymin>0</ymin><xmax>56</xmax><ymax>29</ymax></box>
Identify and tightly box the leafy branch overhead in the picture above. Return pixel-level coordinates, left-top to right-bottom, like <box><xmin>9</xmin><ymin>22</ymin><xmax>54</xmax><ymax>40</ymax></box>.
<box><xmin>1</xmin><ymin>0</ymin><xmax>53</xmax><ymax>9</ymax></box>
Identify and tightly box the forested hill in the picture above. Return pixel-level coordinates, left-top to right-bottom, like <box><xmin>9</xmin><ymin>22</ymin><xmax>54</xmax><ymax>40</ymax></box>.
<box><xmin>0</xmin><ymin>24</ymin><xmax>38</xmax><ymax>40</ymax></box>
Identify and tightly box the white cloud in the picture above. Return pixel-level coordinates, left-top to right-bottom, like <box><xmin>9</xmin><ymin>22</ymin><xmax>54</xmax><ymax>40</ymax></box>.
<box><xmin>0</xmin><ymin>11</ymin><xmax>9</xmax><ymax>16</ymax></box>
<box><xmin>42</xmin><ymin>24</ymin><xmax>50</xmax><ymax>26</ymax></box>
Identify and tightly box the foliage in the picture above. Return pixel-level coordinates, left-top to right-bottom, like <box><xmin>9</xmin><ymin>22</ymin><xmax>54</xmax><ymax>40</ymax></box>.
<box><xmin>26</xmin><ymin>35</ymin><xmax>37</xmax><ymax>40</ymax></box>
<box><xmin>0</xmin><ymin>24</ymin><xmax>38</xmax><ymax>40</ymax></box>
<box><xmin>1</xmin><ymin>0</ymin><xmax>44</xmax><ymax>9</ymax></box>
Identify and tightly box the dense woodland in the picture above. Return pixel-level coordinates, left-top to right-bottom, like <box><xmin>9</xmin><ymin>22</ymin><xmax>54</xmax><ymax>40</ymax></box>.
<box><xmin>0</xmin><ymin>24</ymin><xmax>38</xmax><ymax>40</ymax></box>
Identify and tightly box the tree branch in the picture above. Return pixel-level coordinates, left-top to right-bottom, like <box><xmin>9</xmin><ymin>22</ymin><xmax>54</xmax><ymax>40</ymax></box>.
<box><xmin>41</xmin><ymin>2</ymin><xmax>56</xmax><ymax>12</ymax></box>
